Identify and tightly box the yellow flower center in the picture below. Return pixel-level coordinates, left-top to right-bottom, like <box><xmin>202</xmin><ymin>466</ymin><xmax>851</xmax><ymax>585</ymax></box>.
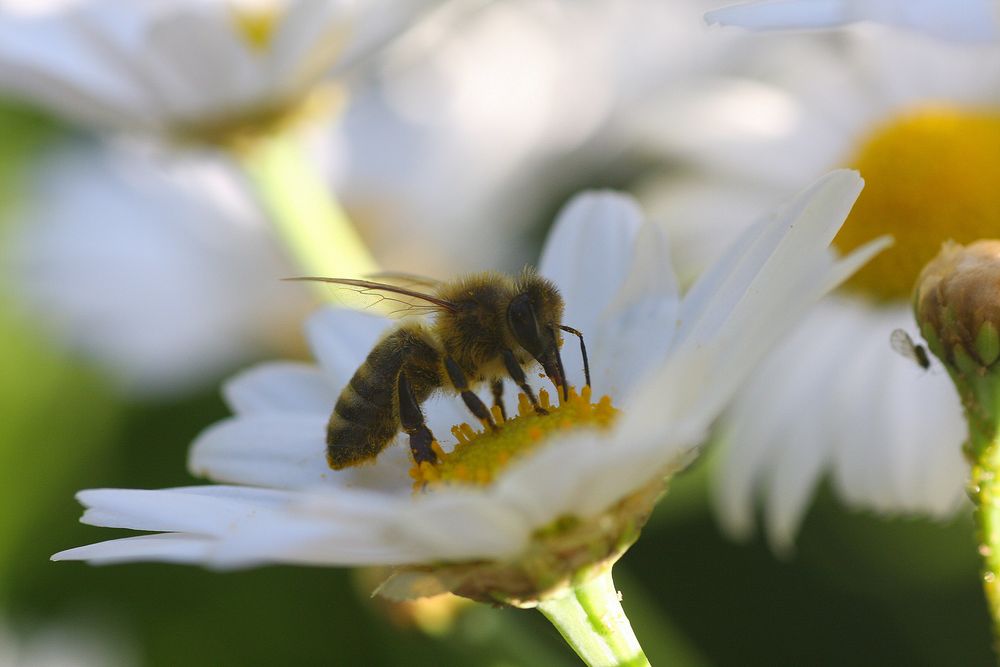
<box><xmin>834</xmin><ymin>106</ymin><xmax>1000</xmax><ymax>302</ymax></box>
<box><xmin>230</xmin><ymin>4</ymin><xmax>281</xmax><ymax>51</ymax></box>
<box><xmin>409</xmin><ymin>386</ymin><xmax>619</xmax><ymax>489</ymax></box>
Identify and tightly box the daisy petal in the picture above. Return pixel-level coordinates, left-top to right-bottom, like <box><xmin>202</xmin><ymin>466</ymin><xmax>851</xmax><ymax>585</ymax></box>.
<box><xmin>223</xmin><ymin>361</ymin><xmax>336</xmax><ymax>416</ymax></box>
<box><xmin>188</xmin><ymin>415</ymin><xmax>331</xmax><ymax>489</ymax></box>
<box><xmin>305</xmin><ymin>308</ymin><xmax>391</xmax><ymax>389</ymax></box>
<box><xmin>539</xmin><ymin>191</ymin><xmax>643</xmax><ymax>341</ymax></box>
<box><xmin>705</xmin><ymin>0</ymin><xmax>1000</xmax><ymax>43</ymax></box>
<box><xmin>77</xmin><ymin>486</ymin><xmax>296</xmax><ymax>534</ymax></box>
<box><xmin>52</xmin><ymin>534</ymin><xmax>213</xmax><ymax>565</ymax></box>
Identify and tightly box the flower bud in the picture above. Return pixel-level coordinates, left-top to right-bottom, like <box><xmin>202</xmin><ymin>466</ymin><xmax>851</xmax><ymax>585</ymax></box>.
<box><xmin>915</xmin><ymin>240</ymin><xmax>1000</xmax><ymax>373</ymax></box>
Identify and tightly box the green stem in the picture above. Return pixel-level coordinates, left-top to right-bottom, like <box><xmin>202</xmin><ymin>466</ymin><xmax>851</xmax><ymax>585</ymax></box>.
<box><xmin>239</xmin><ymin>134</ymin><xmax>378</xmax><ymax>303</ymax></box>
<box><xmin>537</xmin><ymin>571</ymin><xmax>650</xmax><ymax>667</ymax></box>
<box><xmin>958</xmin><ymin>368</ymin><xmax>1000</xmax><ymax>661</ymax></box>
<box><xmin>972</xmin><ymin>428</ymin><xmax>1000</xmax><ymax>658</ymax></box>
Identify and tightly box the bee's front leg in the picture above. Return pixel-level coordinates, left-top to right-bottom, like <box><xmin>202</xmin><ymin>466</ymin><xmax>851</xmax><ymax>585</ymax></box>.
<box><xmin>444</xmin><ymin>357</ymin><xmax>498</xmax><ymax>431</ymax></box>
<box><xmin>501</xmin><ymin>349</ymin><xmax>547</xmax><ymax>415</ymax></box>
<box><xmin>397</xmin><ymin>372</ymin><xmax>438</xmax><ymax>465</ymax></box>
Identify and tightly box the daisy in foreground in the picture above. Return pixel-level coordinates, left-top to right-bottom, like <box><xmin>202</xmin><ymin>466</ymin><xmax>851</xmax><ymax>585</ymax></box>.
<box><xmin>54</xmin><ymin>171</ymin><xmax>885</xmax><ymax>666</ymax></box>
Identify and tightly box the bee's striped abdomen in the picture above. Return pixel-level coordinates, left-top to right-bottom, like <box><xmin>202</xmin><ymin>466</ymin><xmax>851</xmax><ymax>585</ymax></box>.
<box><xmin>326</xmin><ymin>326</ymin><xmax>441</xmax><ymax>469</ymax></box>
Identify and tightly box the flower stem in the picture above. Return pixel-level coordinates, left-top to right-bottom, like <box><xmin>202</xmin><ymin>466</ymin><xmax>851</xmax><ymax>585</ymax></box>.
<box><xmin>239</xmin><ymin>133</ymin><xmax>377</xmax><ymax>303</ymax></box>
<box><xmin>537</xmin><ymin>571</ymin><xmax>650</xmax><ymax>667</ymax></box>
<box><xmin>970</xmin><ymin>423</ymin><xmax>1000</xmax><ymax>657</ymax></box>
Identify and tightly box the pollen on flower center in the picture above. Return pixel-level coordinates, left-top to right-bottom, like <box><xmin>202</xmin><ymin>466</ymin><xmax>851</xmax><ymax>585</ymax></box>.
<box><xmin>409</xmin><ymin>386</ymin><xmax>618</xmax><ymax>489</ymax></box>
<box><xmin>834</xmin><ymin>106</ymin><xmax>1000</xmax><ymax>302</ymax></box>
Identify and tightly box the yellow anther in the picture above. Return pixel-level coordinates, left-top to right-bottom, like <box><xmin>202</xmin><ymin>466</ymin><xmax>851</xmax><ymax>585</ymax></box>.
<box><xmin>410</xmin><ymin>386</ymin><xmax>619</xmax><ymax>490</ymax></box>
<box><xmin>835</xmin><ymin>106</ymin><xmax>1000</xmax><ymax>301</ymax></box>
<box><xmin>491</xmin><ymin>405</ymin><xmax>505</xmax><ymax>423</ymax></box>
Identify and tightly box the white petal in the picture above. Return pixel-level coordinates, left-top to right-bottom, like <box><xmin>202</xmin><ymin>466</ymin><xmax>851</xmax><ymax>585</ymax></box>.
<box><xmin>77</xmin><ymin>486</ymin><xmax>298</xmax><ymax>534</ymax></box>
<box><xmin>138</xmin><ymin>4</ymin><xmax>263</xmax><ymax>121</ymax></box>
<box><xmin>223</xmin><ymin>361</ymin><xmax>336</xmax><ymax>416</ymax></box>
<box><xmin>677</xmin><ymin>169</ymin><xmax>862</xmax><ymax>348</ymax></box>
<box><xmin>625</xmin><ymin>171</ymin><xmax>870</xmax><ymax>449</ymax></box>
<box><xmin>635</xmin><ymin>172</ymin><xmax>785</xmax><ymax>283</ymax></box>
<box><xmin>592</xmin><ymin>219</ymin><xmax>681</xmax><ymax>396</ymax></box>
<box><xmin>539</xmin><ymin>191</ymin><xmax>643</xmax><ymax>343</ymax></box>
<box><xmin>706</xmin><ymin>0</ymin><xmax>849</xmax><ymax>31</ymax></box>
<box><xmin>714</xmin><ymin>297</ymin><xmax>970</xmax><ymax>551</ymax></box>
<box><xmin>189</xmin><ymin>413</ymin><xmax>414</xmax><ymax>492</ymax></box>
<box><xmin>392</xmin><ymin>491</ymin><xmax>531</xmax><ymax>562</ymax></box>
<box><xmin>52</xmin><ymin>533</ymin><xmax>213</xmax><ymax>565</ymax></box>
<box><xmin>305</xmin><ymin>308</ymin><xmax>392</xmax><ymax>389</ymax></box>
<box><xmin>9</xmin><ymin>141</ymin><xmax>307</xmax><ymax>396</ymax></box>
<box><xmin>712</xmin><ymin>304</ymin><xmax>850</xmax><ymax>543</ymax></box>
<box><xmin>188</xmin><ymin>415</ymin><xmax>331</xmax><ymax>488</ymax></box>
<box><xmin>705</xmin><ymin>0</ymin><xmax>1000</xmax><ymax>43</ymax></box>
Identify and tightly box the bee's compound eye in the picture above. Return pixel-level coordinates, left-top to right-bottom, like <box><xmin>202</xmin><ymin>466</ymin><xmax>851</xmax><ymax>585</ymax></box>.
<box><xmin>507</xmin><ymin>293</ymin><xmax>544</xmax><ymax>356</ymax></box>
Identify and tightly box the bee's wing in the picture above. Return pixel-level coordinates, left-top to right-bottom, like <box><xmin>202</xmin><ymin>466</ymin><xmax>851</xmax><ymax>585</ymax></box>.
<box><xmin>285</xmin><ymin>277</ymin><xmax>457</xmax><ymax>317</ymax></box>
<box><xmin>890</xmin><ymin>328</ymin><xmax>923</xmax><ymax>364</ymax></box>
<box><xmin>364</xmin><ymin>271</ymin><xmax>442</xmax><ymax>290</ymax></box>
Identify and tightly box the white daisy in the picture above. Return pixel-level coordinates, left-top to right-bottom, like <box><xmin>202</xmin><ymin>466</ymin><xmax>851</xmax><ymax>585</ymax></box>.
<box><xmin>0</xmin><ymin>0</ymin><xmax>438</xmax><ymax>139</ymax></box>
<box><xmin>705</xmin><ymin>0</ymin><xmax>1000</xmax><ymax>43</ymax></box>
<box><xmin>5</xmin><ymin>139</ymin><xmax>313</xmax><ymax>396</ymax></box>
<box><xmin>52</xmin><ymin>170</ymin><xmax>885</xmax><ymax>611</ymax></box>
<box><xmin>319</xmin><ymin>0</ymin><xmax>743</xmax><ymax>270</ymax></box>
<box><xmin>0</xmin><ymin>615</ymin><xmax>135</xmax><ymax>667</ymax></box>
<box><xmin>630</xmin><ymin>27</ymin><xmax>999</xmax><ymax>550</ymax></box>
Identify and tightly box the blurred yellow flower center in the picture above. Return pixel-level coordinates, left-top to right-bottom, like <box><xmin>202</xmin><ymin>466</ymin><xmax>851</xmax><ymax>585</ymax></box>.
<box><xmin>230</xmin><ymin>5</ymin><xmax>281</xmax><ymax>51</ymax></box>
<box><xmin>409</xmin><ymin>386</ymin><xmax>618</xmax><ymax>489</ymax></box>
<box><xmin>835</xmin><ymin>106</ymin><xmax>1000</xmax><ymax>302</ymax></box>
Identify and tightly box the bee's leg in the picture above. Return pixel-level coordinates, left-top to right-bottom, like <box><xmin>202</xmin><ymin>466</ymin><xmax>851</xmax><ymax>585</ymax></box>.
<box><xmin>444</xmin><ymin>357</ymin><xmax>498</xmax><ymax>431</ymax></box>
<box><xmin>501</xmin><ymin>349</ymin><xmax>548</xmax><ymax>415</ymax></box>
<box><xmin>397</xmin><ymin>372</ymin><xmax>438</xmax><ymax>465</ymax></box>
<box><xmin>490</xmin><ymin>378</ymin><xmax>507</xmax><ymax>421</ymax></box>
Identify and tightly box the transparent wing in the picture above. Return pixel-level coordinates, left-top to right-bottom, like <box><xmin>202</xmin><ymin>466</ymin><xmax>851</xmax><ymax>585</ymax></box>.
<box><xmin>286</xmin><ymin>277</ymin><xmax>456</xmax><ymax>318</ymax></box>
<box><xmin>890</xmin><ymin>329</ymin><xmax>930</xmax><ymax>370</ymax></box>
<box><xmin>365</xmin><ymin>271</ymin><xmax>442</xmax><ymax>291</ymax></box>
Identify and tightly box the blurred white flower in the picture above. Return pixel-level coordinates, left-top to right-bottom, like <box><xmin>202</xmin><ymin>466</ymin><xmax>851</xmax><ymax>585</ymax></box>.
<box><xmin>706</xmin><ymin>0</ymin><xmax>1000</xmax><ymax>43</ymax></box>
<box><xmin>631</xmin><ymin>27</ymin><xmax>1000</xmax><ymax>550</ymax></box>
<box><xmin>0</xmin><ymin>615</ymin><xmax>135</xmax><ymax>667</ymax></box>
<box><xmin>319</xmin><ymin>0</ymin><xmax>743</xmax><ymax>270</ymax></box>
<box><xmin>5</xmin><ymin>139</ymin><xmax>313</xmax><ymax>397</ymax></box>
<box><xmin>0</xmin><ymin>0</ymin><xmax>438</xmax><ymax>138</ymax></box>
<box><xmin>53</xmin><ymin>173</ymin><xmax>884</xmax><ymax>601</ymax></box>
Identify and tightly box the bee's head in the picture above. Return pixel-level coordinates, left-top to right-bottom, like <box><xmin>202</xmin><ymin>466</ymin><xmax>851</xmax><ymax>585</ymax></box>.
<box><xmin>508</xmin><ymin>272</ymin><xmax>566</xmax><ymax>393</ymax></box>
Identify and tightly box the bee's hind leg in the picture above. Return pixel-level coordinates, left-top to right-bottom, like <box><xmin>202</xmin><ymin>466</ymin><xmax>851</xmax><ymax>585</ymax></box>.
<box><xmin>444</xmin><ymin>357</ymin><xmax>498</xmax><ymax>431</ymax></box>
<box><xmin>398</xmin><ymin>373</ymin><xmax>437</xmax><ymax>465</ymax></box>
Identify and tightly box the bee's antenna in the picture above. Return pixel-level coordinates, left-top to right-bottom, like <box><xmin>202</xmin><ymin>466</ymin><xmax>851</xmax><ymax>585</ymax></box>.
<box><xmin>559</xmin><ymin>325</ymin><xmax>590</xmax><ymax>388</ymax></box>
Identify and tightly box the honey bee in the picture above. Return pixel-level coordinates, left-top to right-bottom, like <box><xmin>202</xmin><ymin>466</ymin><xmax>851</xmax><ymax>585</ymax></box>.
<box><xmin>290</xmin><ymin>270</ymin><xmax>590</xmax><ymax>469</ymax></box>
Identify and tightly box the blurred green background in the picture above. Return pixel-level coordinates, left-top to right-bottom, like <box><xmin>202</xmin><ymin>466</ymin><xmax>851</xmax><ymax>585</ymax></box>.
<box><xmin>0</xmin><ymin>104</ymin><xmax>992</xmax><ymax>666</ymax></box>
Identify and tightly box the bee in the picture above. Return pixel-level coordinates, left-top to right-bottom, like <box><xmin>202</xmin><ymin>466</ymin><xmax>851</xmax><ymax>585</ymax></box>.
<box><xmin>290</xmin><ymin>270</ymin><xmax>590</xmax><ymax>469</ymax></box>
<box><xmin>890</xmin><ymin>328</ymin><xmax>931</xmax><ymax>370</ymax></box>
